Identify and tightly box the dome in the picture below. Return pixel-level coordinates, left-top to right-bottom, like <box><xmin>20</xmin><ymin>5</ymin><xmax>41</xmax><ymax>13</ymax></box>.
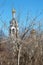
<box><xmin>30</xmin><ymin>29</ymin><xmax>36</xmax><ymax>34</ymax></box>
<box><xmin>12</xmin><ymin>8</ymin><xmax>16</xmax><ymax>18</ymax></box>
<box><xmin>12</xmin><ymin>8</ymin><xmax>16</xmax><ymax>13</ymax></box>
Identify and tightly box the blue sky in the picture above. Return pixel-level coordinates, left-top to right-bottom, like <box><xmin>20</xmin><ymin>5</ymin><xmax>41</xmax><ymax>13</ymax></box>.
<box><xmin>0</xmin><ymin>0</ymin><xmax>43</xmax><ymax>35</ymax></box>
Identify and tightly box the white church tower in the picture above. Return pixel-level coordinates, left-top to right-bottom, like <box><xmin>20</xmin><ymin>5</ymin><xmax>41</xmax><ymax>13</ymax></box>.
<box><xmin>9</xmin><ymin>8</ymin><xmax>19</xmax><ymax>39</ymax></box>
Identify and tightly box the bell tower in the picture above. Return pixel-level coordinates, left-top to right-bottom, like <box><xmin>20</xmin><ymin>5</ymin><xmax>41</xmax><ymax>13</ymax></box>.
<box><xmin>9</xmin><ymin>8</ymin><xmax>19</xmax><ymax>39</ymax></box>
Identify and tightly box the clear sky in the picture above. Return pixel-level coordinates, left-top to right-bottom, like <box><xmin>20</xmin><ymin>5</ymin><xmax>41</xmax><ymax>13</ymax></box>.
<box><xmin>0</xmin><ymin>0</ymin><xmax>43</xmax><ymax>35</ymax></box>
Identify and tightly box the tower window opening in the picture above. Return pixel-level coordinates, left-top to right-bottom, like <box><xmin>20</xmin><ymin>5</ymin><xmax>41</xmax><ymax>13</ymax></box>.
<box><xmin>12</xmin><ymin>28</ymin><xmax>15</xmax><ymax>34</ymax></box>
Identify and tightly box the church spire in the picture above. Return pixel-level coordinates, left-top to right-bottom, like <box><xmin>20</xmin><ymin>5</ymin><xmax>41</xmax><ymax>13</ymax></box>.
<box><xmin>9</xmin><ymin>8</ymin><xmax>19</xmax><ymax>39</ymax></box>
<box><xmin>12</xmin><ymin>8</ymin><xmax>16</xmax><ymax>18</ymax></box>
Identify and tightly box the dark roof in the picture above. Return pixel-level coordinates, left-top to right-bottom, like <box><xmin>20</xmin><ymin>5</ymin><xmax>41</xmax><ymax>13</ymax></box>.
<box><xmin>10</xmin><ymin>18</ymin><xmax>16</xmax><ymax>24</ymax></box>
